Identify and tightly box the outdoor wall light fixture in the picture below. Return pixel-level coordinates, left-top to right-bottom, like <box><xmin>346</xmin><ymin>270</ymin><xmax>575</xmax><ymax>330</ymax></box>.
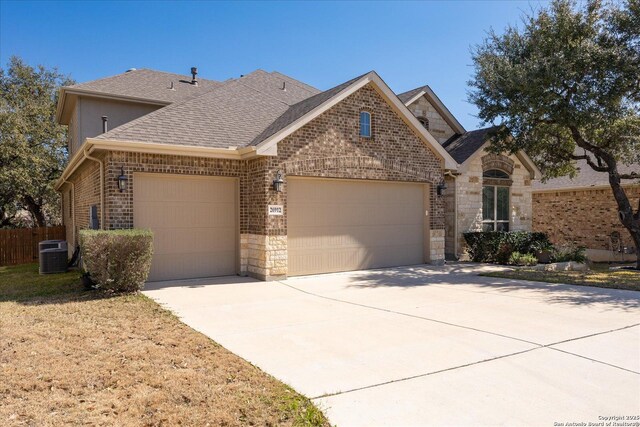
<box><xmin>273</xmin><ymin>170</ymin><xmax>284</xmax><ymax>193</ymax></box>
<box><xmin>436</xmin><ymin>182</ymin><xmax>447</xmax><ymax>196</ymax></box>
<box><xmin>117</xmin><ymin>167</ymin><xmax>128</xmax><ymax>192</ymax></box>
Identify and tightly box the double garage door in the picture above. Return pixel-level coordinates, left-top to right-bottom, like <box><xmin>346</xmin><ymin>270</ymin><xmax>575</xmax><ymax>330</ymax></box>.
<box><xmin>288</xmin><ymin>178</ymin><xmax>427</xmax><ymax>276</ymax></box>
<box><xmin>134</xmin><ymin>174</ymin><xmax>426</xmax><ymax>281</ymax></box>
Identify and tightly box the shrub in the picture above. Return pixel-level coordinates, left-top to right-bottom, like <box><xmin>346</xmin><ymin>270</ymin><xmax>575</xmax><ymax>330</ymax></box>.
<box><xmin>552</xmin><ymin>244</ymin><xmax>587</xmax><ymax>263</ymax></box>
<box><xmin>509</xmin><ymin>251</ymin><xmax>538</xmax><ymax>266</ymax></box>
<box><xmin>80</xmin><ymin>229</ymin><xmax>154</xmax><ymax>293</ymax></box>
<box><xmin>463</xmin><ymin>231</ymin><xmax>553</xmax><ymax>264</ymax></box>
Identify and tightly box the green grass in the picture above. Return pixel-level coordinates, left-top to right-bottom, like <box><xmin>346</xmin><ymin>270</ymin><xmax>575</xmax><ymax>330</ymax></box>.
<box><xmin>0</xmin><ymin>263</ymin><xmax>83</xmax><ymax>301</ymax></box>
<box><xmin>481</xmin><ymin>266</ymin><xmax>640</xmax><ymax>291</ymax></box>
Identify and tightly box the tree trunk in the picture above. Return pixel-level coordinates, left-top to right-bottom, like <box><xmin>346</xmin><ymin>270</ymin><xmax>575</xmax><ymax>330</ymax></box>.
<box><xmin>22</xmin><ymin>195</ymin><xmax>46</xmax><ymax>228</ymax></box>
<box><xmin>607</xmin><ymin>174</ymin><xmax>640</xmax><ymax>270</ymax></box>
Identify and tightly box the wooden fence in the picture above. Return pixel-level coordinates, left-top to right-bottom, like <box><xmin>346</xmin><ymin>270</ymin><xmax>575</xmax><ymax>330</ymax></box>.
<box><xmin>0</xmin><ymin>226</ymin><xmax>66</xmax><ymax>266</ymax></box>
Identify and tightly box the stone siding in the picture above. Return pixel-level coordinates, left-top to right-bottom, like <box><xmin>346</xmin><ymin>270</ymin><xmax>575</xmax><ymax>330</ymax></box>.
<box><xmin>406</xmin><ymin>95</ymin><xmax>456</xmax><ymax>144</ymax></box>
<box><xmin>450</xmin><ymin>150</ymin><xmax>533</xmax><ymax>259</ymax></box>
<box><xmin>533</xmin><ymin>186</ymin><xmax>640</xmax><ymax>251</ymax></box>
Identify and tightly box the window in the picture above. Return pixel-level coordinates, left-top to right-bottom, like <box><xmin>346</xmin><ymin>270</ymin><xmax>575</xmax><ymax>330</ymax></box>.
<box><xmin>417</xmin><ymin>117</ymin><xmax>429</xmax><ymax>130</ymax></box>
<box><xmin>482</xmin><ymin>169</ymin><xmax>510</xmax><ymax>231</ymax></box>
<box><xmin>359</xmin><ymin>111</ymin><xmax>371</xmax><ymax>138</ymax></box>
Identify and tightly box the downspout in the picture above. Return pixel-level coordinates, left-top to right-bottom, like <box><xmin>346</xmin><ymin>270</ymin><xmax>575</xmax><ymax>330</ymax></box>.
<box><xmin>84</xmin><ymin>145</ymin><xmax>105</xmax><ymax>230</ymax></box>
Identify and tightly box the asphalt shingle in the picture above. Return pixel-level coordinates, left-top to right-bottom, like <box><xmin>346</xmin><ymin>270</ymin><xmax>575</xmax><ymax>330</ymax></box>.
<box><xmin>66</xmin><ymin>68</ymin><xmax>221</xmax><ymax>103</ymax></box>
<box><xmin>441</xmin><ymin>126</ymin><xmax>500</xmax><ymax>164</ymax></box>
<box><xmin>95</xmin><ymin>78</ymin><xmax>292</xmax><ymax>148</ymax></box>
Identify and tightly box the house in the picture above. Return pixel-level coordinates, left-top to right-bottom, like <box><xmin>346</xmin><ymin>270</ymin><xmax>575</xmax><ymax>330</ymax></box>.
<box><xmin>55</xmin><ymin>68</ymin><xmax>538</xmax><ymax>281</ymax></box>
<box><xmin>532</xmin><ymin>161</ymin><xmax>639</xmax><ymax>262</ymax></box>
<box><xmin>397</xmin><ymin>87</ymin><xmax>541</xmax><ymax>260</ymax></box>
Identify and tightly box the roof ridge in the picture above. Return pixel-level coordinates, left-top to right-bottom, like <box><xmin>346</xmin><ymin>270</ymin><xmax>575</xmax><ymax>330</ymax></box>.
<box><xmin>268</xmin><ymin>71</ymin><xmax>320</xmax><ymax>94</ymax></box>
<box><xmin>66</xmin><ymin>67</ymin><xmax>219</xmax><ymax>90</ymax></box>
<box><xmin>235</xmin><ymin>80</ymin><xmax>296</xmax><ymax>108</ymax></box>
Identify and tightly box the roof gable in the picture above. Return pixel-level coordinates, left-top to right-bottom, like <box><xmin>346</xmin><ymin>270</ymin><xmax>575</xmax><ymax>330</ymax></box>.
<box><xmin>397</xmin><ymin>85</ymin><xmax>465</xmax><ymax>135</ymax></box>
<box><xmin>252</xmin><ymin>71</ymin><xmax>458</xmax><ymax>169</ymax></box>
<box><xmin>446</xmin><ymin>126</ymin><xmax>541</xmax><ymax>179</ymax></box>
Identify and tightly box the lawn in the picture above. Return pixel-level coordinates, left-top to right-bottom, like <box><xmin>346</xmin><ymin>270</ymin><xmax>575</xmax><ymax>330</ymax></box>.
<box><xmin>481</xmin><ymin>265</ymin><xmax>640</xmax><ymax>292</ymax></box>
<box><xmin>0</xmin><ymin>263</ymin><xmax>329</xmax><ymax>426</ymax></box>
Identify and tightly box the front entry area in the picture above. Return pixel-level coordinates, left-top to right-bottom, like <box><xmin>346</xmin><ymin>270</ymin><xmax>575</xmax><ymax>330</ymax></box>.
<box><xmin>287</xmin><ymin>177</ymin><xmax>428</xmax><ymax>276</ymax></box>
<box><xmin>133</xmin><ymin>173</ymin><xmax>237</xmax><ymax>281</ymax></box>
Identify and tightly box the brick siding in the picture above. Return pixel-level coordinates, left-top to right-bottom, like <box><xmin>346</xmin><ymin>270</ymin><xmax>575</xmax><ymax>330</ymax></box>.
<box><xmin>533</xmin><ymin>186</ymin><xmax>640</xmax><ymax>250</ymax></box>
<box><xmin>62</xmin><ymin>83</ymin><xmax>447</xmax><ymax>279</ymax></box>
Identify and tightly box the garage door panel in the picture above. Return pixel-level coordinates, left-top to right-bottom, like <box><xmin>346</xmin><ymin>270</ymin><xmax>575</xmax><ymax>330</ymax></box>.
<box><xmin>134</xmin><ymin>174</ymin><xmax>237</xmax><ymax>281</ymax></box>
<box><xmin>288</xmin><ymin>178</ymin><xmax>425</xmax><ymax>276</ymax></box>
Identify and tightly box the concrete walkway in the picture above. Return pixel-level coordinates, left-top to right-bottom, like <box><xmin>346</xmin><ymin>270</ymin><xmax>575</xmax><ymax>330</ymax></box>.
<box><xmin>144</xmin><ymin>264</ymin><xmax>640</xmax><ymax>426</ymax></box>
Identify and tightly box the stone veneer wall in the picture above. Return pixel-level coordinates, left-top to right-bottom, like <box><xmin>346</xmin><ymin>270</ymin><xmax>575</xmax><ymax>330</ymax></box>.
<box><xmin>533</xmin><ymin>186</ymin><xmax>640</xmax><ymax>251</ymax></box>
<box><xmin>452</xmin><ymin>150</ymin><xmax>533</xmax><ymax>259</ymax></box>
<box><xmin>406</xmin><ymin>96</ymin><xmax>456</xmax><ymax>144</ymax></box>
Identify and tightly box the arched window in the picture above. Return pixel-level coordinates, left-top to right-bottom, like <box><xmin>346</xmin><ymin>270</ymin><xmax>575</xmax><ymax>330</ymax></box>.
<box><xmin>482</xmin><ymin>169</ymin><xmax>511</xmax><ymax>231</ymax></box>
<box><xmin>359</xmin><ymin>111</ymin><xmax>371</xmax><ymax>138</ymax></box>
<box><xmin>417</xmin><ymin>117</ymin><xmax>429</xmax><ymax>130</ymax></box>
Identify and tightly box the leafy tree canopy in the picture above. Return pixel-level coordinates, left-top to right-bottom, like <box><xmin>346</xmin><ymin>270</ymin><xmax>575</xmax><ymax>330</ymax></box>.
<box><xmin>0</xmin><ymin>56</ymin><xmax>74</xmax><ymax>227</ymax></box>
<box><xmin>469</xmin><ymin>0</ymin><xmax>640</xmax><ymax>267</ymax></box>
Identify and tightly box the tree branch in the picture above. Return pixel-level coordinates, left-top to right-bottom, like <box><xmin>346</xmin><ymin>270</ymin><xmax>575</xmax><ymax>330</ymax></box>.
<box><xmin>619</xmin><ymin>172</ymin><xmax>640</xmax><ymax>180</ymax></box>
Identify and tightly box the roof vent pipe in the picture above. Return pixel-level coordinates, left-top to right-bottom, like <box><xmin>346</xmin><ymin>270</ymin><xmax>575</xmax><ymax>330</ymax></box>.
<box><xmin>190</xmin><ymin>67</ymin><xmax>198</xmax><ymax>86</ymax></box>
<box><xmin>282</xmin><ymin>81</ymin><xmax>286</xmax><ymax>91</ymax></box>
<box><xmin>101</xmin><ymin>116</ymin><xmax>108</xmax><ymax>133</ymax></box>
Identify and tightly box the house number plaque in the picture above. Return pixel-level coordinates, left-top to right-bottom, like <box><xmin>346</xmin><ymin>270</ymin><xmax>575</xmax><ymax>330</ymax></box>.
<box><xmin>268</xmin><ymin>205</ymin><xmax>284</xmax><ymax>216</ymax></box>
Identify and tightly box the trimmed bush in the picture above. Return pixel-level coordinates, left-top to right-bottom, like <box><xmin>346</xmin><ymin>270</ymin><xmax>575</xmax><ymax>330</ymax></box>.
<box><xmin>463</xmin><ymin>231</ymin><xmax>553</xmax><ymax>264</ymax></box>
<box><xmin>80</xmin><ymin>229</ymin><xmax>154</xmax><ymax>293</ymax></box>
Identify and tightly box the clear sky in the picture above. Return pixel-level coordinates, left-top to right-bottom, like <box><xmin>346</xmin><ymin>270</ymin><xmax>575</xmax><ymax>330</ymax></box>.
<box><xmin>0</xmin><ymin>0</ymin><xmax>546</xmax><ymax>130</ymax></box>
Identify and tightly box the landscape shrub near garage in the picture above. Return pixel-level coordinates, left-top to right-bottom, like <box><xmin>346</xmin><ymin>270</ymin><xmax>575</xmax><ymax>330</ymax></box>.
<box><xmin>80</xmin><ymin>229</ymin><xmax>154</xmax><ymax>293</ymax></box>
<box><xmin>463</xmin><ymin>231</ymin><xmax>553</xmax><ymax>264</ymax></box>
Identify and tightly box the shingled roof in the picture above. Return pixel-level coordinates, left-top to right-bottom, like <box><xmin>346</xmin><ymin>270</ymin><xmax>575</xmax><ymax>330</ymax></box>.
<box><xmin>94</xmin><ymin>69</ymin><xmax>324</xmax><ymax>148</ymax></box>
<box><xmin>396</xmin><ymin>85</ymin><xmax>426</xmax><ymax>104</ymax></box>
<box><xmin>65</xmin><ymin>68</ymin><xmax>223</xmax><ymax>103</ymax></box>
<box><xmin>441</xmin><ymin>126</ymin><xmax>500</xmax><ymax>164</ymax></box>
<box><xmin>249</xmin><ymin>73</ymin><xmax>368</xmax><ymax>146</ymax></box>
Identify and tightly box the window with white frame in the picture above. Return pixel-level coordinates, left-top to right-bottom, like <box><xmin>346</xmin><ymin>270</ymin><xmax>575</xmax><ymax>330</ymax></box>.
<box><xmin>482</xmin><ymin>169</ymin><xmax>510</xmax><ymax>231</ymax></box>
<box><xmin>359</xmin><ymin>111</ymin><xmax>371</xmax><ymax>138</ymax></box>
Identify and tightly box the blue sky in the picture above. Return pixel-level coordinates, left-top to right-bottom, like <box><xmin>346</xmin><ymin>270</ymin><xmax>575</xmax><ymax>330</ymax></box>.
<box><xmin>0</xmin><ymin>1</ymin><xmax>546</xmax><ymax>130</ymax></box>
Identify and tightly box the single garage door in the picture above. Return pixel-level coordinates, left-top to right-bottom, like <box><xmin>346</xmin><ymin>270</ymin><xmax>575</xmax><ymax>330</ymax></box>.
<box><xmin>288</xmin><ymin>178</ymin><xmax>426</xmax><ymax>276</ymax></box>
<box><xmin>134</xmin><ymin>173</ymin><xmax>237</xmax><ymax>281</ymax></box>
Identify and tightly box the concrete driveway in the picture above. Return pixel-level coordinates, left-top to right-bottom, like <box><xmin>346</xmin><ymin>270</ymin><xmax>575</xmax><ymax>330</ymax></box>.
<box><xmin>143</xmin><ymin>264</ymin><xmax>640</xmax><ymax>426</ymax></box>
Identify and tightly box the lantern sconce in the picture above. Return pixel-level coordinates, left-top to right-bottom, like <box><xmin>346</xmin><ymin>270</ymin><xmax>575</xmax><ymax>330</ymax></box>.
<box><xmin>273</xmin><ymin>170</ymin><xmax>284</xmax><ymax>193</ymax></box>
<box><xmin>436</xmin><ymin>182</ymin><xmax>447</xmax><ymax>196</ymax></box>
<box><xmin>117</xmin><ymin>167</ymin><xmax>128</xmax><ymax>192</ymax></box>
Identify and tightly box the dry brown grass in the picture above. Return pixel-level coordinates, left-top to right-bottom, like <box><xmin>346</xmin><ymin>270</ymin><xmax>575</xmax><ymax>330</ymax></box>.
<box><xmin>482</xmin><ymin>266</ymin><xmax>640</xmax><ymax>291</ymax></box>
<box><xmin>0</xmin><ymin>264</ymin><xmax>329</xmax><ymax>426</ymax></box>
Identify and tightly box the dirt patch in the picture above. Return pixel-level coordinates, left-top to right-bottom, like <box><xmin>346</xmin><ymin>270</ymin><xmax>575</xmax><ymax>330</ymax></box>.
<box><xmin>0</xmin><ymin>264</ymin><xmax>328</xmax><ymax>426</ymax></box>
